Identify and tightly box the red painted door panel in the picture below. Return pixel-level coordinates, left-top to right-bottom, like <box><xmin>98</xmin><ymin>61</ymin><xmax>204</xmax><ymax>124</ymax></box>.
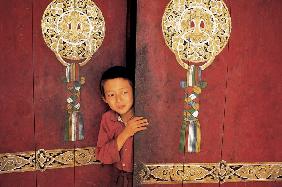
<box><xmin>222</xmin><ymin>0</ymin><xmax>282</xmax><ymax>162</ymax></box>
<box><xmin>0</xmin><ymin>0</ymin><xmax>36</xmax><ymax>186</ymax></box>
<box><xmin>220</xmin><ymin>1</ymin><xmax>282</xmax><ymax>186</ymax></box>
<box><xmin>134</xmin><ymin>0</ymin><xmax>225</xmax><ymax>164</ymax></box>
<box><xmin>134</xmin><ymin>1</ymin><xmax>224</xmax><ymax>186</ymax></box>
<box><xmin>1</xmin><ymin>0</ymin><xmax>281</xmax><ymax>186</ymax></box>
<box><xmin>0</xmin><ymin>0</ymin><xmax>128</xmax><ymax>186</ymax></box>
<box><xmin>134</xmin><ymin>0</ymin><xmax>282</xmax><ymax>186</ymax></box>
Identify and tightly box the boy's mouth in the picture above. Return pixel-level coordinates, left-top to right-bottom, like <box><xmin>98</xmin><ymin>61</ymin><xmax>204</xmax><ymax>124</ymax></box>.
<box><xmin>117</xmin><ymin>105</ymin><xmax>126</xmax><ymax>110</ymax></box>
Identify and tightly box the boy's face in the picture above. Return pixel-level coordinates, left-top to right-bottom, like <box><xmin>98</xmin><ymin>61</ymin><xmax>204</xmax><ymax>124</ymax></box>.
<box><xmin>103</xmin><ymin>78</ymin><xmax>134</xmax><ymax>116</ymax></box>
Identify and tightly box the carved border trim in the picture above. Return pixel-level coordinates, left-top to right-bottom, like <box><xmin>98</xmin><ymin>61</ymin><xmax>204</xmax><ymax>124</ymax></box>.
<box><xmin>1</xmin><ymin>148</ymin><xmax>282</xmax><ymax>184</ymax></box>
<box><xmin>137</xmin><ymin>161</ymin><xmax>282</xmax><ymax>184</ymax></box>
<box><xmin>0</xmin><ymin>147</ymin><xmax>100</xmax><ymax>174</ymax></box>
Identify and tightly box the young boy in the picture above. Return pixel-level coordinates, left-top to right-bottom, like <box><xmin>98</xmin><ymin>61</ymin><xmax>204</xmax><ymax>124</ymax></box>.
<box><xmin>96</xmin><ymin>66</ymin><xmax>149</xmax><ymax>187</ymax></box>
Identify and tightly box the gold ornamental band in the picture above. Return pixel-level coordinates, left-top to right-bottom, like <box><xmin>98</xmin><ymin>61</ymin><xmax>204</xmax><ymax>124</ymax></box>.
<box><xmin>137</xmin><ymin>161</ymin><xmax>282</xmax><ymax>184</ymax></box>
<box><xmin>1</xmin><ymin>148</ymin><xmax>282</xmax><ymax>184</ymax></box>
<box><xmin>0</xmin><ymin>147</ymin><xmax>100</xmax><ymax>174</ymax></box>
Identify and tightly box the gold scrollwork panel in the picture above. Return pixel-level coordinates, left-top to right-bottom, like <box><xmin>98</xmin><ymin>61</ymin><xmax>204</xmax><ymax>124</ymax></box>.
<box><xmin>0</xmin><ymin>147</ymin><xmax>99</xmax><ymax>174</ymax></box>
<box><xmin>138</xmin><ymin>161</ymin><xmax>282</xmax><ymax>184</ymax></box>
<box><xmin>2</xmin><ymin>149</ymin><xmax>281</xmax><ymax>185</ymax></box>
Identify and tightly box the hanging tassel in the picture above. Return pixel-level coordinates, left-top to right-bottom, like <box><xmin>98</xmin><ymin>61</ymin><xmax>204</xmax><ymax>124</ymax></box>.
<box><xmin>188</xmin><ymin>121</ymin><xmax>195</xmax><ymax>152</ymax></box>
<box><xmin>65</xmin><ymin>112</ymin><xmax>70</xmax><ymax>141</ymax></box>
<box><xmin>187</xmin><ymin>120</ymin><xmax>201</xmax><ymax>152</ymax></box>
<box><xmin>178</xmin><ymin>121</ymin><xmax>188</xmax><ymax>152</ymax></box>
<box><xmin>196</xmin><ymin>120</ymin><xmax>201</xmax><ymax>152</ymax></box>
<box><xmin>78</xmin><ymin>112</ymin><xmax>85</xmax><ymax>140</ymax></box>
<box><xmin>179</xmin><ymin>65</ymin><xmax>206</xmax><ymax>153</ymax></box>
<box><xmin>66</xmin><ymin>64</ymin><xmax>71</xmax><ymax>83</ymax></box>
<box><xmin>64</xmin><ymin>63</ymin><xmax>85</xmax><ymax>141</ymax></box>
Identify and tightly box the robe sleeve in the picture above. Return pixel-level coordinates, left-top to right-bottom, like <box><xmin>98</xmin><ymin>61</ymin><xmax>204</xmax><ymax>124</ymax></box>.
<box><xmin>96</xmin><ymin>115</ymin><xmax>121</xmax><ymax>164</ymax></box>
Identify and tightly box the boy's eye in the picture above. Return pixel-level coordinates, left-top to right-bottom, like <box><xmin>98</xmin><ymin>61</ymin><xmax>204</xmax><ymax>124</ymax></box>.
<box><xmin>107</xmin><ymin>93</ymin><xmax>115</xmax><ymax>97</ymax></box>
<box><xmin>123</xmin><ymin>91</ymin><xmax>128</xmax><ymax>95</ymax></box>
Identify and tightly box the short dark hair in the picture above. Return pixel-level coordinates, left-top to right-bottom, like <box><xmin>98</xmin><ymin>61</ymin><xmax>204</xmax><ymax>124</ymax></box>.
<box><xmin>99</xmin><ymin>66</ymin><xmax>134</xmax><ymax>97</ymax></box>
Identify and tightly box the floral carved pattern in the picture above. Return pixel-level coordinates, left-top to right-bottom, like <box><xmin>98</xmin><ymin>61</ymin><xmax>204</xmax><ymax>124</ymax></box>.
<box><xmin>0</xmin><ymin>147</ymin><xmax>99</xmax><ymax>174</ymax></box>
<box><xmin>1</xmin><ymin>150</ymin><xmax>281</xmax><ymax>184</ymax></box>
<box><xmin>137</xmin><ymin>161</ymin><xmax>282</xmax><ymax>184</ymax></box>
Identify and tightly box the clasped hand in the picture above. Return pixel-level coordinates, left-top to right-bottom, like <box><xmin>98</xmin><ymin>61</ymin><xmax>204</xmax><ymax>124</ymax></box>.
<box><xmin>123</xmin><ymin>117</ymin><xmax>149</xmax><ymax>137</ymax></box>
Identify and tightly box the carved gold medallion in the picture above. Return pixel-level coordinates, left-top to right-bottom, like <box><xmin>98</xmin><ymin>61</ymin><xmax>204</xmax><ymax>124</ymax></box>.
<box><xmin>41</xmin><ymin>0</ymin><xmax>105</xmax><ymax>66</ymax></box>
<box><xmin>162</xmin><ymin>0</ymin><xmax>231</xmax><ymax>69</ymax></box>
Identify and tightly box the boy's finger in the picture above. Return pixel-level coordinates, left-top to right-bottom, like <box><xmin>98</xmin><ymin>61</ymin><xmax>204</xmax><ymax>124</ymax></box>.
<box><xmin>136</xmin><ymin>122</ymin><xmax>149</xmax><ymax>128</ymax></box>
<box><xmin>138</xmin><ymin>119</ymin><xmax>149</xmax><ymax>125</ymax></box>
<box><xmin>133</xmin><ymin>117</ymin><xmax>145</xmax><ymax>121</ymax></box>
<box><xmin>136</xmin><ymin>126</ymin><xmax>147</xmax><ymax>132</ymax></box>
<box><xmin>138</xmin><ymin>121</ymin><xmax>149</xmax><ymax>126</ymax></box>
<box><xmin>130</xmin><ymin>117</ymin><xmax>144</xmax><ymax>122</ymax></box>
<box><xmin>135</xmin><ymin>118</ymin><xmax>148</xmax><ymax>122</ymax></box>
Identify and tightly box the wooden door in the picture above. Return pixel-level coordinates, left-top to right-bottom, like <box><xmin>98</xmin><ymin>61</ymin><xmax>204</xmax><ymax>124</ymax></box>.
<box><xmin>0</xmin><ymin>1</ymin><xmax>35</xmax><ymax>186</ymax></box>
<box><xmin>134</xmin><ymin>0</ymin><xmax>282</xmax><ymax>186</ymax></box>
<box><xmin>0</xmin><ymin>0</ymin><xmax>130</xmax><ymax>186</ymax></box>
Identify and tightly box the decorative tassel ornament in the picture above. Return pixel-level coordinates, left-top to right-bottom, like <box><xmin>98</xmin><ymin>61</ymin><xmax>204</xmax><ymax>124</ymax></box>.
<box><xmin>64</xmin><ymin>63</ymin><xmax>85</xmax><ymax>141</ymax></box>
<box><xmin>162</xmin><ymin>0</ymin><xmax>231</xmax><ymax>154</ymax></box>
<box><xmin>179</xmin><ymin>65</ymin><xmax>206</xmax><ymax>152</ymax></box>
<box><xmin>41</xmin><ymin>0</ymin><xmax>105</xmax><ymax>142</ymax></box>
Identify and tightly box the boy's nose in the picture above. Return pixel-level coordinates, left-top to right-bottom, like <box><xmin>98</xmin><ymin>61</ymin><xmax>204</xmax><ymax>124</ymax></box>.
<box><xmin>116</xmin><ymin>94</ymin><xmax>122</xmax><ymax>102</ymax></box>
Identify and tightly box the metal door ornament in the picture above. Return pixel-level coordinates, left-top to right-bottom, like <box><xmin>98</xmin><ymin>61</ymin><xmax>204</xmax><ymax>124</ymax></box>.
<box><xmin>41</xmin><ymin>0</ymin><xmax>105</xmax><ymax>141</ymax></box>
<box><xmin>162</xmin><ymin>0</ymin><xmax>231</xmax><ymax>152</ymax></box>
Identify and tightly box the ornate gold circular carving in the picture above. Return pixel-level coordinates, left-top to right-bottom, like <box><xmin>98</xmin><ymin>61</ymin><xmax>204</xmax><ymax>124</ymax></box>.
<box><xmin>162</xmin><ymin>0</ymin><xmax>231</xmax><ymax>70</ymax></box>
<box><xmin>41</xmin><ymin>0</ymin><xmax>105</xmax><ymax>66</ymax></box>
